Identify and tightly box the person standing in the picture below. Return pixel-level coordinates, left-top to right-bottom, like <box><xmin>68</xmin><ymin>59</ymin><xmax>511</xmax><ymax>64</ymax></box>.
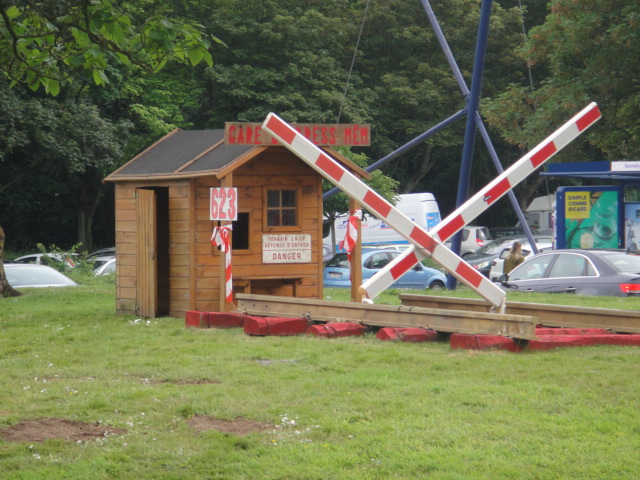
<box><xmin>504</xmin><ymin>241</ymin><xmax>525</xmax><ymax>275</ymax></box>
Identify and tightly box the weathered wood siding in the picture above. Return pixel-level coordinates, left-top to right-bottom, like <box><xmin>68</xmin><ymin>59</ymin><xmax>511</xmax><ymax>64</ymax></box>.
<box><xmin>114</xmin><ymin>181</ymin><xmax>195</xmax><ymax>318</ymax></box>
<box><xmin>113</xmin><ymin>148</ymin><xmax>324</xmax><ymax>319</ymax></box>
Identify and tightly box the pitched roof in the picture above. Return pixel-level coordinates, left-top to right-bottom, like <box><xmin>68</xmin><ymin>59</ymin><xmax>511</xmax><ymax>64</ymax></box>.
<box><xmin>104</xmin><ymin>128</ymin><xmax>370</xmax><ymax>182</ymax></box>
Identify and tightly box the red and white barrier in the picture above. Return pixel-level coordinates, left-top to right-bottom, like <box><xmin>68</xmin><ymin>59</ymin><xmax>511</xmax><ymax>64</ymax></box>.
<box><xmin>361</xmin><ymin>102</ymin><xmax>601</xmax><ymax>299</ymax></box>
<box><xmin>262</xmin><ymin>113</ymin><xmax>507</xmax><ymax>309</ymax></box>
<box><xmin>211</xmin><ymin>225</ymin><xmax>233</xmax><ymax>302</ymax></box>
<box><xmin>338</xmin><ymin>209</ymin><xmax>362</xmax><ymax>260</ymax></box>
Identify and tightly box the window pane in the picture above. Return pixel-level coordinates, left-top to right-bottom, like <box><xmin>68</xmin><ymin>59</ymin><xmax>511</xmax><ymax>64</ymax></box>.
<box><xmin>267</xmin><ymin>209</ymin><xmax>280</xmax><ymax>226</ymax></box>
<box><xmin>282</xmin><ymin>190</ymin><xmax>296</xmax><ymax>207</ymax></box>
<box><xmin>548</xmin><ymin>254</ymin><xmax>586</xmax><ymax>278</ymax></box>
<box><xmin>282</xmin><ymin>209</ymin><xmax>296</xmax><ymax>226</ymax></box>
<box><xmin>510</xmin><ymin>255</ymin><xmax>554</xmax><ymax>281</ymax></box>
<box><xmin>267</xmin><ymin>190</ymin><xmax>280</xmax><ymax>207</ymax></box>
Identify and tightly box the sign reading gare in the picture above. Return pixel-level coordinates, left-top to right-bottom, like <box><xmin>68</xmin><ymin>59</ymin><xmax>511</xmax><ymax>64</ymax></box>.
<box><xmin>225</xmin><ymin>122</ymin><xmax>370</xmax><ymax>147</ymax></box>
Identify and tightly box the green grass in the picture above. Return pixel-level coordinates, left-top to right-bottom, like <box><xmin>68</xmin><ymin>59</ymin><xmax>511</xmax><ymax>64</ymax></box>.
<box><xmin>1</xmin><ymin>283</ymin><xmax>640</xmax><ymax>479</ymax></box>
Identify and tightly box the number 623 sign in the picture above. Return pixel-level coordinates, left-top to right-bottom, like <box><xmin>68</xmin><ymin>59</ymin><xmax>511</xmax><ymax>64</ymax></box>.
<box><xmin>210</xmin><ymin>187</ymin><xmax>238</xmax><ymax>221</ymax></box>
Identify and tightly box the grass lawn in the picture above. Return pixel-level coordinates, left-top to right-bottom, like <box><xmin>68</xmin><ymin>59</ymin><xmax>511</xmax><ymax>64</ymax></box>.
<box><xmin>1</xmin><ymin>282</ymin><xmax>640</xmax><ymax>479</ymax></box>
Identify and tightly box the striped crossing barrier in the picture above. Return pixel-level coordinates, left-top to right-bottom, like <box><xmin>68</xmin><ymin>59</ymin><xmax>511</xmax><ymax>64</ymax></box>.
<box><xmin>262</xmin><ymin>113</ymin><xmax>507</xmax><ymax>309</ymax></box>
<box><xmin>362</xmin><ymin>102</ymin><xmax>601</xmax><ymax>299</ymax></box>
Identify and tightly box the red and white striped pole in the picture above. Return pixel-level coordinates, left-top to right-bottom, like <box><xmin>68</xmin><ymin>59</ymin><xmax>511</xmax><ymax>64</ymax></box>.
<box><xmin>262</xmin><ymin>113</ymin><xmax>507</xmax><ymax>309</ymax></box>
<box><xmin>362</xmin><ymin>102</ymin><xmax>602</xmax><ymax>299</ymax></box>
<box><xmin>211</xmin><ymin>225</ymin><xmax>233</xmax><ymax>303</ymax></box>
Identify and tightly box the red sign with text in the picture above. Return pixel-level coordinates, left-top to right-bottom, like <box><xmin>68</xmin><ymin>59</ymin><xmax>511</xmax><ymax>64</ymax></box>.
<box><xmin>210</xmin><ymin>188</ymin><xmax>238</xmax><ymax>221</ymax></box>
<box><xmin>224</xmin><ymin>123</ymin><xmax>370</xmax><ymax>147</ymax></box>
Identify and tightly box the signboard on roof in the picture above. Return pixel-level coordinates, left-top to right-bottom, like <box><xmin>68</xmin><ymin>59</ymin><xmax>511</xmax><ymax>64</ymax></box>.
<box><xmin>611</xmin><ymin>161</ymin><xmax>640</xmax><ymax>172</ymax></box>
<box><xmin>224</xmin><ymin>122</ymin><xmax>370</xmax><ymax>146</ymax></box>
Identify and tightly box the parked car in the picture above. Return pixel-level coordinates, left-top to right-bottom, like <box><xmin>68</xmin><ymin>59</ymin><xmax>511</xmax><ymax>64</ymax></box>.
<box><xmin>489</xmin><ymin>226</ymin><xmax>539</xmax><ymax>239</ymax></box>
<box><xmin>87</xmin><ymin>247</ymin><xmax>116</xmax><ymax>259</ymax></box>
<box><xmin>324</xmin><ymin>249</ymin><xmax>447</xmax><ymax>290</ymax></box>
<box><xmin>498</xmin><ymin>249</ymin><xmax>640</xmax><ymax>296</ymax></box>
<box><xmin>4</xmin><ymin>264</ymin><xmax>78</xmax><ymax>288</ymax></box>
<box><xmin>489</xmin><ymin>238</ymin><xmax>554</xmax><ymax>281</ymax></box>
<box><xmin>13</xmin><ymin>253</ymin><xmax>79</xmax><ymax>270</ymax></box>
<box><xmin>444</xmin><ymin>226</ymin><xmax>492</xmax><ymax>256</ymax></box>
<box><xmin>94</xmin><ymin>257</ymin><xmax>116</xmax><ymax>276</ymax></box>
<box><xmin>463</xmin><ymin>236</ymin><xmax>551</xmax><ymax>278</ymax></box>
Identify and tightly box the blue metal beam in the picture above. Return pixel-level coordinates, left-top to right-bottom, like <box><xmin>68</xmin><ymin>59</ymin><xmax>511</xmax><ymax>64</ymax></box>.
<box><xmin>447</xmin><ymin>0</ymin><xmax>493</xmax><ymax>289</ymax></box>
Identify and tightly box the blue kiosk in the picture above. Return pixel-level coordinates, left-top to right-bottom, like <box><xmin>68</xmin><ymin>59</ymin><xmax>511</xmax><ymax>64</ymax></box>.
<box><xmin>542</xmin><ymin>161</ymin><xmax>640</xmax><ymax>250</ymax></box>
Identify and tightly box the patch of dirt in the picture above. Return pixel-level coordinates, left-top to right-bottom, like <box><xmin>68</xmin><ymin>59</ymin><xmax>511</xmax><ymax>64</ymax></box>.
<box><xmin>142</xmin><ymin>378</ymin><xmax>221</xmax><ymax>385</ymax></box>
<box><xmin>0</xmin><ymin>418</ymin><xmax>127</xmax><ymax>443</ymax></box>
<box><xmin>187</xmin><ymin>416</ymin><xmax>271</xmax><ymax>436</ymax></box>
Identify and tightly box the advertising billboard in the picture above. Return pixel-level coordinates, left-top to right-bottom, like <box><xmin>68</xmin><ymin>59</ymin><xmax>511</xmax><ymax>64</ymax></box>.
<box><xmin>556</xmin><ymin>186</ymin><xmax>623</xmax><ymax>249</ymax></box>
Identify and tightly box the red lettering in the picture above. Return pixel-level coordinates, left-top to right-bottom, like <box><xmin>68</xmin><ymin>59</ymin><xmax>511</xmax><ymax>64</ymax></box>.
<box><xmin>344</xmin><ymin>128</ymin><xmax>352</xmax><ymax>145</ymax></box>
<box><xmin>359</xmin><ymin>126</ymin><xmax>369</xmax><ymax>145</ymax></box>
<box><xmin>228</xmin><ymin>126</ymin><xmax>237</xmax><ymax>144</ymax></box>
<box><xmin>347</xmin><ymin>127</ymin><xmax>362</xmax><ymax>145</ymax></box>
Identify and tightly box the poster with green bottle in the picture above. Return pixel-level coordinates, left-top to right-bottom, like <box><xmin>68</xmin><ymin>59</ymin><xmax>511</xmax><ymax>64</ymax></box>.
<box><xmin>556</xmin><ymin>186</ymin><xmax>622</xmax><ymax>249</ymax></box>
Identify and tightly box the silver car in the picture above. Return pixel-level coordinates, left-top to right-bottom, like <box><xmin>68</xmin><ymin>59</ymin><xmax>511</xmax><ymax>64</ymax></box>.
<box><xmin>4</xmin><ymin>264</ymin><xmax>78</xmax><ymax>288</ymax></box>
<box><xmin>498</xmin><ymin>249</ymin><xmax>640</xmax><ymax>296</ymax></box>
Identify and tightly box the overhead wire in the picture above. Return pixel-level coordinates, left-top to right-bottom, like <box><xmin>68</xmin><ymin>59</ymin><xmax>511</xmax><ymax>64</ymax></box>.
<box><xmin>337</xmin><ymin>0</ymin><xmax>371</xmax><ymax>124</ymax></box>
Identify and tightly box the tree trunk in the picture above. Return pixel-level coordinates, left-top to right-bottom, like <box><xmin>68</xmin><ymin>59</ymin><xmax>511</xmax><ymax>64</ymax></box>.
<box><xmin>77</xmin><ymin>209</ymin><xmax>94</xmax><ymax>253</ymax></box>
<box><xmin>399</xmin><ymin>144</ymin><xmax>434</xmax><ymax>193</ymax></box>
<box><xmin>0</xmin><ymin>225</ymin><xmax>22</xmax><ymax>298</ymax></box>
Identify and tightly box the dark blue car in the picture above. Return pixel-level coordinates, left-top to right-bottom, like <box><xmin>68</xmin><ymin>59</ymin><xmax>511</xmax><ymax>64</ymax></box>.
<box><xmin>324</xmin><ymin>249</ymin><xmax>447</xmax><ymax>290</ymax></box>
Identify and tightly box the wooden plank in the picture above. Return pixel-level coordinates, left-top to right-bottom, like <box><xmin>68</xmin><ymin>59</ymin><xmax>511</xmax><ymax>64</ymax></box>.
<box><xmin>400</xmin><ymin>294</ymin><xmax>640</xmax><ymax>334</ymax></box>
<box><xmin>189</xmin><ymin>178</ymin><xmax>198</xmax><ymax>312</ymax></box>
<box><xmin>136</xmin><ymin>189</ymin><xmax>158</xmax><ymax>318</ymax></box>
<box><xmin>236</xmin><ymin>294</ymin><xmax>537</xmax><ymax>339</ymax></box>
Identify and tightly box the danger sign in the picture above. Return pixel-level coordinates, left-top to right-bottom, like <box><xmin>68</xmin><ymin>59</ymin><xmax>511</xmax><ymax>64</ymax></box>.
<box><xmin>262</xmin><ymin>234</ymin><xmax>311</xmax><ymax>263</ymax></box>
<box><xmin>210</xmin><ymin>187</ymin><xmax>238</xmax><ymax>221</ymax></box>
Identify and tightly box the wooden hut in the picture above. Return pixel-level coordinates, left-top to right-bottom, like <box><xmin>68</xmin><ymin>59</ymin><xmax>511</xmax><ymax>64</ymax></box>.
<box><xmin>104</xmin><ymin>127</ymin><xmax>370</xmax><ymax>318</ymax></box>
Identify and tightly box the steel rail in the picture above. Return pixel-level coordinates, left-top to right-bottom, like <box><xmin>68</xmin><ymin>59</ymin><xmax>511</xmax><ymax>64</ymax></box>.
<box><xmin>236</xmin><ymin>294</ymin><xmax>537</xmax><ymax>339</ymax></box>
<box><xmin>400</xmin><ymin>294</ymin><xmax>640</xmax><ymax>334</ymax></box>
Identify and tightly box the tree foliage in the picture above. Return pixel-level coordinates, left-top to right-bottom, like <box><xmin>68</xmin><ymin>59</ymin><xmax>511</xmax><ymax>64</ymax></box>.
<box><xmin>0</xmin><ymin>0</ymin><xmax>216</xmax><ymax>94</ymax></box>
<box><xmin>485</xmin><ymin>0</ymin><xmax>639</xmax><ymax>160</ymax></box>
<box><xmin>4</xmin><ymin>0</ymin><xmax>632</xmax><ymax>255</ymax></box>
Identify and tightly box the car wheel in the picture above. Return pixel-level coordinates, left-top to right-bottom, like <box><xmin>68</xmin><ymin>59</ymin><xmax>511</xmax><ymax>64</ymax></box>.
<box><xmin>429</xmin><ymin>280</ymin><xmax>445</xmax><ymax>290</ymax></box>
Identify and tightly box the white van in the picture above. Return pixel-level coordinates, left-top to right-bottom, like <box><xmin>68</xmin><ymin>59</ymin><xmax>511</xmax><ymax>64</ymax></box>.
<box><xmin>518</xmin><ymin>194</ymin><xmax>555</xmax><ymax>235</ymax></box>
<box><xmin>324</xmin><ymin>193</ymin><xmax>441</xmax><ymax>256</ymax></box>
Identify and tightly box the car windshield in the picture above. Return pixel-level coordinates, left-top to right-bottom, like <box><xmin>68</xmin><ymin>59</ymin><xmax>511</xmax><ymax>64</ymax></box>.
<box><xmin>325</xmin><ymin>253</ymin><xmax>349</xmax><ymax>268</ymax></box>
<box><xmin>5</xmin><ymin>265</ymin><xmax>77</xmax><ymax>287</ymax></box>
<box><xmin>473</xmin><ymin>238</ymin><xmax>519</xmax><ymax>255</ymax></box>
<box><xmin>603</xmin><ymin>253</ymin><xmax>640</xmax><ymax>273</ymax></box>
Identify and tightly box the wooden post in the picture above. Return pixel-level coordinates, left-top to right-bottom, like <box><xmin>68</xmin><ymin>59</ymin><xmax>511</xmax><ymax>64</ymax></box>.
<box><xmin>349</xmin><ymin>199</ymin><xmax>363</xmax><ymax>303</ymax></box>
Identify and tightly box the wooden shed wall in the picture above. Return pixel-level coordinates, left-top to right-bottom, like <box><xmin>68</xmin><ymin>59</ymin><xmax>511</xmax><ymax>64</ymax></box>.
<box><xmin>113</xmin><ymin>148</ymin><xmax>324</xmax><ymax>318</ymax></box>
<box><xmin>192</xmin><ymin>150</ymin><xmax>323</xmax><ymax>312</ymax></box>
<box><xmin>114</xmin><ymin>180</ymin><xmax>200</xmax><ymax>317</ymax></box>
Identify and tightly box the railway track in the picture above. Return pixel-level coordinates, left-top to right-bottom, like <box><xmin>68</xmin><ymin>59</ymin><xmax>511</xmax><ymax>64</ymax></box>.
<box><xmin>399</xmin><ymin>294</ymin><xmax>640</xmax><ymax>334</ymax></box>
<box><xmin>235</xmin><ymin>293</ymin><xmax>640</xmax><ymax>339</ymax></box>
<box><xmin>236</xmin><ymin>293</ymin><xmax>538</xmax><ymax>339</ymax></box>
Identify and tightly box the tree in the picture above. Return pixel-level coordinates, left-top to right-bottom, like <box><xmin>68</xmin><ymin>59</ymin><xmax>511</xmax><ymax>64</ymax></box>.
<box><xmin>199</xmin><ymin>0</ymin><xmax>372</xmax><ymax>126</ymax></box>
<box><xmin>0</xmin><ymin>226</ymin><xmax>21</xmax><ymax>297</ymax></box>
<box><xmin>485</xmin><ymin>0</ymin><xmax>639</xmax><ymax>161</ymax></box>
<box><xmin>355</xmin><ymin>0</ymin><xmax>530</xmax><ymax>207</ymax></box>
<box><xmin>0</xmin><ymin>0</ymin><xmax>217</xmax><ymax>290</ymax></box>
<box><xmin>0</xmin><ymin>0</ymin><xmax>216</xmax><ymax>95</ymax></box>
